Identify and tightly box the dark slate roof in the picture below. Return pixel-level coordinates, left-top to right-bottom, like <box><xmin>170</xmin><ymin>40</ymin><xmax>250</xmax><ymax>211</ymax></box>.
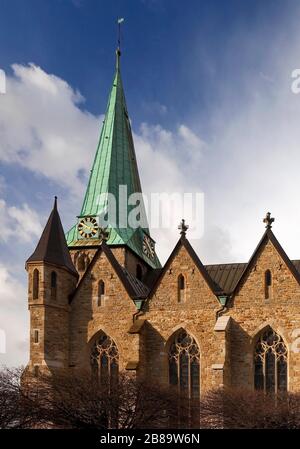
<box><xmin>26</xmin><ymin>198</ymin><xmax>77</xmax><ymax>276</ymax></box>
<box><xmin>204</xmin><ymin>259</ymin><xmax>300</xmax><ymax>295</ymax></box>
<box><xmin>205</xmin><ymin>263</ymin><xmax>247</xmax><ymax>295</ymax></box>
<box><xmin>292</xmin><ymin>260</ymin><xmax>300</xmax><ymax>273</ymax></box>
<box><xmin>122</xmin><ymin>268</ymin><xmax>150</xmax><ymax>299</ymax></box>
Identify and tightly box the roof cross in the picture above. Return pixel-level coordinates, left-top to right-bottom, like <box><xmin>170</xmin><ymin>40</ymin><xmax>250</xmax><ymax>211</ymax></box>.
<box><xmin>178</xmin><ymin>219</ymin><xmax>189</xmax><ymax>236</ymax></box>
<box><xmin>263</xmin><ymin>212</ymin><xmax>275</xmax><ymax>229</ymax></box>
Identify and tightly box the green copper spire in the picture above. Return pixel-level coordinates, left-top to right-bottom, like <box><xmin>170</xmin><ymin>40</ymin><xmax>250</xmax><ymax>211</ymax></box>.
<box><xmin>66</xmin><ymin>48</ymin><xmax>160</xmax><ymax>269</ymax></box>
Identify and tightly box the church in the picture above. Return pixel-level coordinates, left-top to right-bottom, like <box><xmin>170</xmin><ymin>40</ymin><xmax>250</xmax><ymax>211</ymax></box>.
<box><xmin>25</xmin><ymin>45</ymin><xmax>300</xmax><ymax>400</ymax></box>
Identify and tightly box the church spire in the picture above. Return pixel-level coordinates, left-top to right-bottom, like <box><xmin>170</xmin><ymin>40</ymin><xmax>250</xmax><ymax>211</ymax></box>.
<box><xmin>27</xmin><ymin>197</ymin><xmax>77</xmax><ymax>276</ymax></box>
<box><xmin>66</xmin><ymin>41</ymin><xmax>160</xmax><ymax>269</ymax></box>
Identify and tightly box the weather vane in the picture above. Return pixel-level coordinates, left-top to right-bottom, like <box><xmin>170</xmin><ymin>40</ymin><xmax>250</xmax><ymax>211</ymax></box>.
<box><xmin>117</xmin><ymin>17</ymin><xmax>124</xmax><ymax>51</ymax></box>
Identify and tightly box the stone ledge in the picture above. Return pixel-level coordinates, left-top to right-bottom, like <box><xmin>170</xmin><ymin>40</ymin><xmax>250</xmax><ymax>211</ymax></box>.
<box><xmin>214</xmin><ymin>315</ymin><xmax>231</xmax><ymax>332</ymax></box>
<box><xmin>212</xmin><ymin>363</ymin><xmax>224</xmax><ymax>370</ymax></box>
<box><xmin>125</xmin><ymin>361</ymin><xmax>139</xmax><ymax>370</ymax></box>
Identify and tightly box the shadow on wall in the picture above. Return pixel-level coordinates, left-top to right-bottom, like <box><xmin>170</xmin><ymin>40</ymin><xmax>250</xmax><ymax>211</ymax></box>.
<box><xmin>228</xmin><ymin>318</ymin><xmax>253</xmax><ymax>389</ymax></box>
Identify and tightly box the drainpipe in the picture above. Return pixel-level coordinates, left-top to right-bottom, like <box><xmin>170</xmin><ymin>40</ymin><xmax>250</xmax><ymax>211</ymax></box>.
<box><xmin>216</xmin><ymin>295</ymin><xmax>229</xmax><ymax>321</ymax></box>
<box><xmin>132</xmin><ymin>298</ymin><xmax>145</xmax><ymax>322</ymax></box>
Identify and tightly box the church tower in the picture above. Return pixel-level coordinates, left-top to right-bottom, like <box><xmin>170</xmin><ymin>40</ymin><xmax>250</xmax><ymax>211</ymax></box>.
<box><xmin>25</xmin><ymin>198</ymin><xmax>78</xmax><ymax>376</ymax></box>
<box><xmin>65</xmin><ymin>47</ymin><xmax>160</xmax><ymax>279</ymax></box>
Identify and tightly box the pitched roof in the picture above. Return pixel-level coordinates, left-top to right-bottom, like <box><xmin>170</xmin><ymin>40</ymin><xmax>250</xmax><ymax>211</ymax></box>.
<box><xmin>69</xmin><ymin>242</ymin><xmax>150</xmax><ymax>303</ymax></box>
<box><xmin>68</xmin><ymin>227</ymin><xmax>300</xmax><ymax>304</ymax></box>
<box><xmin>65</xmin><ymin>49</ymin><xmax>160</xmax><ymax>269</ymax></box>
<box><xmin>26</xmin><ymin>198</ymin><xmax>77</xmax><ymax>276</ymax></box>
<box><xmin>231</xmin><ymin>228</ymin><xmax>300</xmax><ymax>296</ymax></box>
<box><xmin>149</xmin><ymin>236</ymin><xmax>223</xmax><ymax>298</ymax></box>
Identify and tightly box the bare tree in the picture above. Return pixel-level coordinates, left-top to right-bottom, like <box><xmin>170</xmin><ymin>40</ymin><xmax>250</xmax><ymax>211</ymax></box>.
<box><xmin>17</xmin><ymin>370</ymin><xmax>187</xmax><ymax>429</ymax></box>
<box><xmin>200</xmin><ymin>388</ymin><xmax>300</xmax><ymax>429</ymax></box>
<box><xmin>3</xmin><ymin>367</ymin><xmax>300</xmax><ymax>429</ymax></box>
<box><xmin>0</xmin><ymin>366</ymin><xmax>41</xmax><ymax>428</ymax></box>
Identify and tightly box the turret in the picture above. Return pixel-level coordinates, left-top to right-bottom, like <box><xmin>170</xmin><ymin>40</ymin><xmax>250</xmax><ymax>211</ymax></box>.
<box><xmin>25</xmin><ymin>197</ymin><xmax>78</xmax><ymax>377</ymax></box>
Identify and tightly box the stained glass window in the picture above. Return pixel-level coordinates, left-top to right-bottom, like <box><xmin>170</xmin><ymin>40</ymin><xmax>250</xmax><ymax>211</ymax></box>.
<box><xmin>254</xmin><ymin>328</ymin><xmax>287</xmax><ymax>393</ymax></box>
<box><xmin>91</xmin><ymin>332</ymin><xmax>119</xmax><ymax>386</ymax></box>
<box><xmin>168</xmin><ymin>330</ymin><xmax>200</xmax><ymax>399</ymax></box>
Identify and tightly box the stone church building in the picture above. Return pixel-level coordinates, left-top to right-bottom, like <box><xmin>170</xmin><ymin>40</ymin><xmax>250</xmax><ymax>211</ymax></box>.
<box><xmin>25</xmin><ymin>47</ymin><xmax>300</xmax><ymax>400</ymax></box>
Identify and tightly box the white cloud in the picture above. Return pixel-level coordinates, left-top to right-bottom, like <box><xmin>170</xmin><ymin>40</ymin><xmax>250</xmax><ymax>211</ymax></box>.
<box><xmin>0</xmin><ymin>199</ymin><xmax>42</xmax><ymax>243</ymax></box>
<box><xmin>134</xmin><ymin>123</ymin><xmax>206</xmax><ymax>262</ymax></box>
<box><xmin>0</xmin><ymin>264</ymin><xmax>28</xmax><ymax>367</ymax></box>
<box><xmin>0</xmin><ymin>63</ymin><xmax>99</xmax><ymax>198</ymax></box>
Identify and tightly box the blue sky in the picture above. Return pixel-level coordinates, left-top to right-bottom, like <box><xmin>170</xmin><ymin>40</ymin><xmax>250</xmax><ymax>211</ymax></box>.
<box><xmin>1</xmin><ymin>0</ymin><xmax>300</xmax><ymax>365</ymax></box>
<box><xmin>0</xmin><ymin>0</ymin><xmax>294</xmax><ymax>126</ymax></box>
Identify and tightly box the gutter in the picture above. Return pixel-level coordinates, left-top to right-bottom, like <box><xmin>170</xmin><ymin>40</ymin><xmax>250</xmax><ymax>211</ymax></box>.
<box><xmin>216</xmin><ymin>294</ymin><xmax>229</xmax><ymax>321</ymax></box>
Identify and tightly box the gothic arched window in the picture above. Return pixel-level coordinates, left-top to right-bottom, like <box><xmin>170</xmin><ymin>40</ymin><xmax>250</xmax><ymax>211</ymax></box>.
<box><xmin>265</xmin><ymin>270</ymin><xmax>272</xmax><ymax>299</ymax></box>
<box><xmin>178</xmin><ymin>274</ymin><xmax>186</xmax><ymax>303</ymax></box>
<box><xmin>254</xmin><ymin>327</ymin><xmax>287</xmax><ymax>393</ymax></box>
<box><xmin>168</xmin><ymin>330</ymin><xmax>200</xmax><ymax>399</ymax></box>
<box><xmin>33</xmin><ymin>269</ymin><xmax>39</xmax><ymax>300</ymax></box>
<box><xmin>51</xmin><ymin>271</ymin><xmax>57</xmax><ymax>299</ymax></box>
<box><xmin>91</xmin><ymin>332</ymin><xmax>118</xmax><ymax>386</ymax></box>
<box><xmin>98</xmin><ymin>280</ymin><xmax>105</xmax><ymax>306</ymax></box>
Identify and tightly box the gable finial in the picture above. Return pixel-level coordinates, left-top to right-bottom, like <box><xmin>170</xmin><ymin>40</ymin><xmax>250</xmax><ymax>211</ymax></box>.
<box><xmin>99</xmin><ymin>226</ymin><xmax>110</xmax><ymax>242</ymax></box>
<box><xmin>263</xmin><ymin>212</ymin><xmax>275</xmax><ymax>229</ymax></box>
<box><xmin>116</xmin><ymin>18</ymin><xmax>124</xmax><ymax>69</ymax></box>
<box><xmin>178</xmin><ymin>219</ymin><xmax>189</xmax><ymax>237</ymax></box>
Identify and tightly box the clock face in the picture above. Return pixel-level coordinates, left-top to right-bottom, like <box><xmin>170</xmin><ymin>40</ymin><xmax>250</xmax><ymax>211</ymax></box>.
<box><xmin>78</xmin><ymin>217</ymin><xmax>99</xmax><ymax>239</ymax></box>
<box><xmin>142</xmin><ymin>235</ymin><xmax>155</xmax><ymax>260</ymax></box>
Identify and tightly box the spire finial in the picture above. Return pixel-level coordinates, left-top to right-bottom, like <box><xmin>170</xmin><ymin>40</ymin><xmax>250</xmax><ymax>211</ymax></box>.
<box><xmin>263</xmin><ymin>212</ymin><xmax>274</xmax><ymax>229</ymax></box>
<box><xmin>116</xmin><ymin>18</ymin><xmax>124</xmax><ymax>70</ymax></box>
<box><xmin>178</xmin><ymin>219</ymin><xmax>189</xmax><ymax>237</ymax></box>
<box><xmin>54</xmin><ymin>196</ymin><xmax>58</xmax><ymax>209</ymax></box>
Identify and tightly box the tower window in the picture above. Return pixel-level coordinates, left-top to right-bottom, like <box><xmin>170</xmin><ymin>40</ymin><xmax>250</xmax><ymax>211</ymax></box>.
<box><xmin>51</xmin><ymin>271</ymin><xmax>57</xmax><ymax>299</ymax></box>
<box><xmin>33</xmin><ymin>269</ymin><xmax>39</xmax><ymax>300</ymax></box>
<box><xmin>178</xmin><ymin>274</ymin><xmax>186</xmax><ymax>303</ymax></box>
<box><xmin>136</xmin><ymin>264</ymin><xmax>143</xmax><ymax>281</ymax></box>
<box><xmin>265</xmin><ymin>270</ymin><xmax>272</xmax><ymax>299</ymax></box>
<box><xmin>98</xmin><ymin>280</ymin><xmax>105</xmax><ymax>306</ymax></box>
<box><xmin>34</xmin><ymin>330</ymin><xmax>39</xmax><ymax>344</ymax></box>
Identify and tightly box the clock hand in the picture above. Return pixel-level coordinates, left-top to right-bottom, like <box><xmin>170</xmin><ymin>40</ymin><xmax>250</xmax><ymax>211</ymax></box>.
<box><xmin>82</xmin><ymin>223</ymin><xmax>93</xmax><ymax>231</ymax></box>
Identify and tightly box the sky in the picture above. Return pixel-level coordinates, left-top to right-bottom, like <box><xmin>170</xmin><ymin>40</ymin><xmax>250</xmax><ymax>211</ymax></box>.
<box><xmin>1</xmin><ymin>0</ymin><xmax>300</xmax><ymax>366</ymax></box>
